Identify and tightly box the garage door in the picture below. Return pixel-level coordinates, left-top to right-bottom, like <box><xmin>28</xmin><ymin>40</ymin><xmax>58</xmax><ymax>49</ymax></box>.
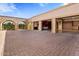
<box><xmin>63</xmin><ymin>21</ymin><xmax>73</xmax><ymax>32</ymax></box>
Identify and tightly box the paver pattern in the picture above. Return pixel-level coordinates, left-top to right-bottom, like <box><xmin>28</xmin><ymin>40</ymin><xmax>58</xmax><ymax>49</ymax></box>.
<box><xmin>3</xmin><ymin>30</ymin><xmax>79</xmax><ymax>56</ymax></box>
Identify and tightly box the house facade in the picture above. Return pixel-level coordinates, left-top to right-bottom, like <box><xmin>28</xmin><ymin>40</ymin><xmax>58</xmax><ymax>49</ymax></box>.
<box><xmin>27</xmin><ymin>3</ymin><xmax>79</xmax><ymax>33</ymax></box>
<box><xmin>0</xmin><ymin>16</ymin><xmax>27</xmax><ymax>30</ymax></box>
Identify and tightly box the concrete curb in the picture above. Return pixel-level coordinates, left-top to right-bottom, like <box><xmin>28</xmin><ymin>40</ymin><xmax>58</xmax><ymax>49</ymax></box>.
<box><xmin>0</xmin><ymin>30</ymin><xmax>6</xmax><ymax>56</ymax></box>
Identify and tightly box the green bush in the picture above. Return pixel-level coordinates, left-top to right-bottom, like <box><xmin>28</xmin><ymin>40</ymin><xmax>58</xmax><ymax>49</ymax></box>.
<box><xmin>3</xmin><ymin>23</ymin><xmax>15</xmax><ymax>30</ymax></box>
<box><xmin>19</xmin><ymin>24</ymin><xmax>25</xmax><ymax>29</ymax></box>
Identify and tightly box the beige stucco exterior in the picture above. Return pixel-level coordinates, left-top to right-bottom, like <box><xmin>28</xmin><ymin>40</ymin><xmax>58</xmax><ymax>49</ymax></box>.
<box><xmin>0</xmin><ymin>4</ymin><xmax>79</xmax><ymax>33</ymax></box>
<box><xmin>0</xmin><ymin>16</ymin><xmax>27</xmax><ymax>30</ymax></box>
<box><xmin>29</xmin><ymin>3</ymin><xmax>79</xmax><ymax>21</ymax></box>
<box><xmin>27</xmin><ymin>3</ymin><xmax>79</xmax><ymax>33</ymax></box>
<box><xmin>0</xmin><ymin>31</ymin><xmax>6</xmax><ymax>56</ymax></box>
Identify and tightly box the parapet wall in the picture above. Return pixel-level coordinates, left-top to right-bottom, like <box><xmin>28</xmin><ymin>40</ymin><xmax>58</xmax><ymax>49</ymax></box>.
<box><xmin>0</xmin><ymin>31</ymin><xmax>6</xmax><ymax>56</ymax></box>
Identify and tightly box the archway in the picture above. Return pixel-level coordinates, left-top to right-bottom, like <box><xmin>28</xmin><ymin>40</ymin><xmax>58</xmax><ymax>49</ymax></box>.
<box><xmin>2</xmin><ymin>20</ymin><xmax>15</xmax><ymax>30</ymax></box>
<box><xmin>18</xmin><ymin>21</ymin><xmax>26</xmax><ymax>29</ymax></box>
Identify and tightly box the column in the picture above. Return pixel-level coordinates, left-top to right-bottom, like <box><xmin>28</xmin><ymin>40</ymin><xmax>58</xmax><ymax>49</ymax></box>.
<box><xmin>51</xmin><ymin>18</ymin><xmax>57</xmax><ymax>33</ymax></box>
<box><xmin>60</xmin><ymin>20</ymin><xmax>63</xmax><ymax>32</ymax></box>
<box><xmin>0</xmin><ymin>23</ymin><xmax>3</xmax><ymax>30</ymax></box>
<box><xmin>31</xmin><ymin>22</ymin><xmax>34</xmax><ymax>30</ymax></box>
<box><xmin>27</xmin><ymin>22</ymin><xmax>30</xmax><ymax>30</ymax></box>
<box><xmin>58</xmin><ymin>19</ymin><xmax>63</xmax><ymax>32</ymax></box>
<box><xmin>15</xmin><ymin>24</ymin><xmax>19</xmax><ymax>30</ymax></box>
<box><xmin>27</xmin><ymin>22</ymin><xmax>33</xmax><ymax>30</ymax></box>
<box><xmin>38</xmin><ymin>21</ymin><xmax>42</xmax><ymax>31</ymax></box>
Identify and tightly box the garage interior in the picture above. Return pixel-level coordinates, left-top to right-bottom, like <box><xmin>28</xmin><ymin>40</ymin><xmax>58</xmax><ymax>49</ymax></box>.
<box><xmin>56</xmin><ymin>15</ymin><xmax>79</xmax><ymax>32</ymax></box>
<box><xmin>42</xmin><ymin>20</ymin><xmax>51</xmax><ymax>31</ymax></box>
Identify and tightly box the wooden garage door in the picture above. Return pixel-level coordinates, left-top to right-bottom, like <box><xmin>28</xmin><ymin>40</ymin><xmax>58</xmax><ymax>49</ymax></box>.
<box><xmin>63</xmin><ymin>21</ymin><xmax>73</xmax><ymax>32</ymax></box>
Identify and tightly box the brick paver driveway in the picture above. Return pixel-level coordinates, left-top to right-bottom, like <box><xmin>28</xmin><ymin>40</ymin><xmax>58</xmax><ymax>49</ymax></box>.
<box><xmin>3</xmin><ymin>30</ymin><xmax>79</xmax><ymax>56</ymax></box>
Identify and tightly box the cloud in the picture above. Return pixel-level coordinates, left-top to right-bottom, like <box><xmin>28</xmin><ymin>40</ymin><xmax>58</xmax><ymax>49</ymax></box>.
<box><xmin>39</xmin><ymin>3</ymin><xmax>48</xmax><ymax>7</ymax></box>
<box><xmin>63</xmin><ymin>3</ymin><xmax>69</xmax><ymax>5</ymax></box>
<box><xmin>0</xmin><ymin>3</ymin><xmax>17</xmax><ymax>12</ymax></box>
<box><xmin>0</xmin><ymin>3</ymin><xmax>22</xmax><ymax>18</ymax></box>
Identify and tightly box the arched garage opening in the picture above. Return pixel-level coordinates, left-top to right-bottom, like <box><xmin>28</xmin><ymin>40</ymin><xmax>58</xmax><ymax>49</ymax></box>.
<box><xmin>42</xmin><ymin>20</ymin><xmax>51</xmax><ymax>31</ymax></box>
<box><xmin>2</xmin><ymin>20</ymin><xmax>15</xmax><ymax>30</ymax></box>
<box><xmin>18</xmin><ymin>21</ymin><xmax>26</xmax><ymax>29</ymax></box>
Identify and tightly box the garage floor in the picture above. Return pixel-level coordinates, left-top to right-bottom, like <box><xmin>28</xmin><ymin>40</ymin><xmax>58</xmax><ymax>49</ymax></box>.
<box><xmin>3</xmin><ymin>30</ymin><xmax>79</xmax><ymax>56</ymax></box>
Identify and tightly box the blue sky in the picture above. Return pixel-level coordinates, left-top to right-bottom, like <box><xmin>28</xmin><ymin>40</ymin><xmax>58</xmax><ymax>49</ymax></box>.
<box><xmin>0</xmin><ymin>3</ymin><xmax>67</xmax><ymax>18</ymax></box>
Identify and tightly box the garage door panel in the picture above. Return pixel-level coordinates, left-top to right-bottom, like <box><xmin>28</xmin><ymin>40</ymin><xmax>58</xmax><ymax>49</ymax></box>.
<box><xmin>73</xmin><ymin>21</ymin><xmax>79</xmax><ymax>26</ymax></box>
<box><xmin>63</xmin><ymin>21</ymin><xmax>72</xmax><ymax>30</ymax></box>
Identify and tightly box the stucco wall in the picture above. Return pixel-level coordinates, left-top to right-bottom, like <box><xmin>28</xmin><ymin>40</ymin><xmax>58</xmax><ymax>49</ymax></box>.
<box><xmin>0</xmin><ymin>31</ymin><xmax>6</xmax><ymax>56</ymax></box>
<box><xmin>30</xmin><ymin>4</ymin><xmax>79</xmax><ymax>21</ymax></box>
<box><xmin>0</xmin><ymin>16</ymin><xmax>26</xmax><ymax>25</ymax></box>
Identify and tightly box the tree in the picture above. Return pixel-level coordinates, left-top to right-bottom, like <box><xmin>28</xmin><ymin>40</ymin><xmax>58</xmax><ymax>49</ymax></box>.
<box><xmin>19</xmin><ymin>24</ymin><xmax>25</xmax><ymax>29</ymax></box>
<box><xmin>3</xmin><ymin>22</ymin><xmax>15</xmax><ymax>30</ymax></box>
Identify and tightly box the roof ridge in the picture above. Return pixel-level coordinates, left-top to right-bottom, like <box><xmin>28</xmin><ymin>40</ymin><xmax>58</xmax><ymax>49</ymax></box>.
<box><xmin>0</xmin><ymin>15</ymin><xmax>26</xmax><ymax>19</ymax></box>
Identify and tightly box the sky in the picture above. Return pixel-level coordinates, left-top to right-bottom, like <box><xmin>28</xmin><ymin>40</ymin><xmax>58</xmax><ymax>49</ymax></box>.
<box><xmin>0</xmin><ymin>3</ymin><xmax>67</xmax><ymax>18</ymax></box>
